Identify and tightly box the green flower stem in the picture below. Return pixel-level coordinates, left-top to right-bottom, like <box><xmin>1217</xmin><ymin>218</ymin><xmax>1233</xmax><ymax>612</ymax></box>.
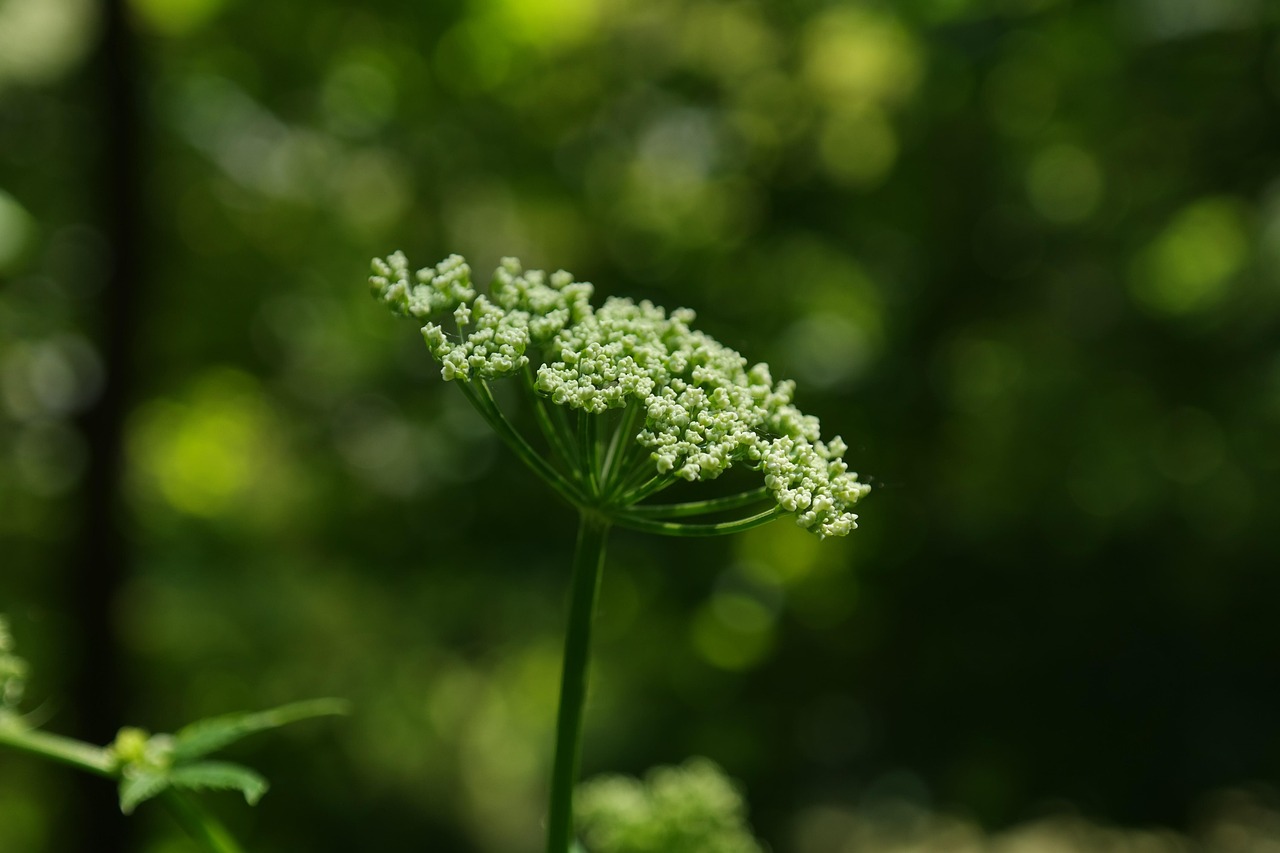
<box><xmin>611</xmin><ymin>472</ymin><xmax>678</xmax><ymax>507</ymax></box>
<box><xmin>546</xmin><ymin>396</ymin><xmax>581</xmax><ymax>465</ymax></box>
<box><xmin>627</xmin><ymin>486</ymin><xmax>771</xmax><ymax>519</ymax></box>
<box><xmin>610</xmin><ymin>505</ymin><xmax>787</xmax><ymax>537</ymax></box>
<box><xmin>599</xmin><ymin>403</ymin><xmax>644</xmax><ymax>490</ymax></box>
<box><xmin>546</xmin><ymin>511</ymin><xmax>611</xmax><ymax>853</ymax></box>
<box><xmin>162</xmin><ymin>790</ymin><xmax>246</xmax><ymax>853</ymax></box>
<box><xmin>522</xmin><ymin>367</ymin><xmax>581</xmax><ymax>476</ymax></box>
<box><xmin>578</xmin><ymin>411</ymin><xmax>601</xmax><ymax>497</ymax></box>
<box><xmin>459</xmin><ymin>380</ymin><xmax>586</xmax><ymax>506</ymax></box>
<box><xmin>605</xmin><ymin>445</ymin><xmax>663</xmax><ymax>502</ymax></box>
<box><xmin>0</xmin><ymin>722</ymin><xmax>114</xmax><ymax>777</ymax></box>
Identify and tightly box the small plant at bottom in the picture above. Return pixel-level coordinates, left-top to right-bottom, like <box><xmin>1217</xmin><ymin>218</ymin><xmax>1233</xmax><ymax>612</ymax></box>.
<box><xmin>0</xmin><ymin>615</ymin><xmax>345</xmax><ymax>853</ymax></box>
<box><xmin>575</xmin><ymin>758</ymin><xmax>764</xmax><ymax>853</ymax></box>
<box><xmin>369</xmin><ymin>252</ymin><xmax>872</xmax><ymax>852</ymax></box>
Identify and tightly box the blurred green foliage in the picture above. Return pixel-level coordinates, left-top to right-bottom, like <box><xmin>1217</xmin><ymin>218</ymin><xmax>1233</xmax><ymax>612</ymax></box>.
<box><xmin>2</xmin><ymin>0</ymin><xmax>1280</xmax><ymax>850</ymax></box>
<box><xmin>576</xmin><ymin>758</ymin><xmax>763</xmax><ymax>853</ymax></box>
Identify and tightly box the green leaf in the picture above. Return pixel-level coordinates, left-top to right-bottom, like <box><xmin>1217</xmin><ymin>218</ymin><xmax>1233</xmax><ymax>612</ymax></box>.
<box><xmin>169</xmin><ymin>761</ymin><xmax>269</xmax><ymax>806</ymax></box>
<box><xmin>119</xmin><ymin>769</ymin><xmax>171</xmax><ymax>814</ymax></box>
<box><xmin>171</xmin><ymin>698</ymin><xmax>348</xmax><ymax>762</ymax></box>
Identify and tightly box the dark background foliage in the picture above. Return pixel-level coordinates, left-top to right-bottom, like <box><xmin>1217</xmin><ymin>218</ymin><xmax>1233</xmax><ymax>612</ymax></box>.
<box><xmin>3</xmin><ymin>0</ymin><xmax>1280</xmax><ymax>850</ymax></box>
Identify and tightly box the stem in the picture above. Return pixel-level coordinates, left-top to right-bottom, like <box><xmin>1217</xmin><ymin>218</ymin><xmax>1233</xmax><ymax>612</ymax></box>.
<box><xmin>605</xmin><ymin>443</ymin><xmax>659</xmax><ymax>502</ymax></box>
<box><xmin>610</xmin><ymin>505</ymin><xmax>787</xmax><ymax>537</ymax></box>
<box><xmin>627</xmin><ymin>486</ymin><xmax>771</xmax><ymax>519</ymax></box>
<box><xmin>0</xmin><ymin>723</ymin><xmax>115</xmax><ymax>777</ymax></box>
<box><xmin>162</xmin><ymin>791</ymin><xmax>247</xmax><ymax>853</ymax></box>
<box><xmin>546</xmin><ymin>512</ymin><xmax>611</xmax><ymax>853</ymax></box>
<box><xmin>458</xmin><ymin>380</ymin><xmax>586</xmax><ymax>506</ymax></box>
<box><xmin>599</xmin><ymin>403</ymin><xmax>643</xmax><ymax>491</ymax></box>
<box><xmin>611</xmin><ymin>472</ymin><xmax>678</xmax><ymax>507</ymax></box>
<box><xmin>525</xmin><ymin>369</ymin><xmax>582</xmax><ymax>480</ymax></box>
<box><xmin>578</xmin><ymin>410</ymin><xmax>600</xmax><ymax>498</ymax></box>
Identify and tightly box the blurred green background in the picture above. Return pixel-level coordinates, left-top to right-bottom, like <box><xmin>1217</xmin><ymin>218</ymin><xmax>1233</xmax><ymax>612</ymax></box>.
<box><xmin>3</xmin><ymin>0</ymin><xmax>1280</xmax><ymax>850</ymax></box>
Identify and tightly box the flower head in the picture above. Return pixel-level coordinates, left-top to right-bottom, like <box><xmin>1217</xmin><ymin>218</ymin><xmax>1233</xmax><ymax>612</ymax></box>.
<box><xmin>371</xmin><ymin>253</ymin><xmax>870</xmax><ymax>537</ymax></box>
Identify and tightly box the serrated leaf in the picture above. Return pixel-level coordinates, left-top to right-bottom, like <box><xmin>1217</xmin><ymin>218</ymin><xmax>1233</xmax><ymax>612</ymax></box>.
<box><xmin>171</xmin><ymin>698</ymin><xmax>348</xmax><ymax>762</ymax></box>
<box><xmin>169</xmin><ymin>761</ymin><xmax>269</xmax><ymax>806</ymax></box>
<box><xmin>119</xmin><ymin>769</ymin><xmax>171</xmax><ymax>814</ymax></box>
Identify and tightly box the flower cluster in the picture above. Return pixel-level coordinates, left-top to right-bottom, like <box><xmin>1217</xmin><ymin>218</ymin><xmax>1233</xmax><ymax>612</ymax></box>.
<box><xmin>0</xmin><ymin>617</ymin><xmax>26</xmax><ymax>713</ymax></box>
<box><xmin>576</xmin><ymin>758</ymin><xmax>764</xmax><ymax>853</ymax></box>
<box><xmin>370</xmin><ymin>253</ymin><xmax>870</xmax><ymax>536</ymax></box>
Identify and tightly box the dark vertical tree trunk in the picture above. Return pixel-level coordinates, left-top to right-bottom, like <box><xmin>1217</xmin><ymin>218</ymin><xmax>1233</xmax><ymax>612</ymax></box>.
<box><xmin>65</xmin><ymin>1</ymin><xmax>143</xmax><ymax>850</ymax></box>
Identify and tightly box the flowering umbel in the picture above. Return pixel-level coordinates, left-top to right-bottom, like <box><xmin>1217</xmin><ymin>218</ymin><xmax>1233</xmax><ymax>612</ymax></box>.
<box><xmin>371</xmin><ymin>253</ymin><xmax>869</xmax><ymax>537</ymax></box>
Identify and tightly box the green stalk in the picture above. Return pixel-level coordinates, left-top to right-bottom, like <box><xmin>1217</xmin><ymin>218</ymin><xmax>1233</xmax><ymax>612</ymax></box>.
<box><xmin>626</xmin><ymin>486</ymin><xmax>771</xmax><ymax>518</ymax></box>
<box><xmin>546</xmin><ymin>512</ymin><xmax>611</xmax><ymax>853</ymax></box>
<box><xmin>0</xmin><ymin>723</ymin><xmax>114</xmax><ymax>777</ymax></box>
<box><xmin>611</xmin><ymin>472</ymin><xmax>678</xmax><ymax>507</ymax></box>
<box><xmin>610</xmin><ymin>505</ymin><xmax>787</xmax><ymax>537</ymax></box>
<box><xmin>599</xmin><ymin>403</ymin><xmax>643</xmax><ymax>490</ymax></box>
<box><xmin>605</xmin><ymin>444</ymin><xmax>661</xmax><ymax>502</ymax></box>
<box><xmin>578</xmin><ymin>410</ymin><xmax>600</xmax><ymax>497</ymax></box>
<box><xmin>458</xmin><ymin>380</ymin><xmax>586</xmax><ymax>506</ymax></box>
<box><xmin>523</xmin><ymin>367</ymin><xmax>582</xmax><ymax>479</ymax></box>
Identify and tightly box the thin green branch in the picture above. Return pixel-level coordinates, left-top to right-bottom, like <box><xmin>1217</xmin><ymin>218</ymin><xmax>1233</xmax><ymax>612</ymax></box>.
<box><xmin>546</xmin><ymin>395</ymin><xmax>581</xmax><ymax>468</ymax></box>
<box><xmin>610</xmin><ymin>472</ymin><xmax>678</xmax><ymax>508</ymax></box>
<box><xmin>457</xmin><ymin>380</ymin><xmax>587</xmax><ymax>507</ymax></box>
<box><xmin>0</xmin><ymin>722</ymin><xmax>114</xmax><ymax>777</ymax></box>
<box><xmin>625</xmin><ymin>486</ymin><xmax>771</xmax><ymax>519</ymax></box>
<box><xmin>593</xmin><ymin>411</ymin><xmax>611</xmax><ymax>491</ymax></box>
<box><xmin>523</xmin><ymin>367</ymin><xmax>582</xmax><ymax>480</ymax></box>
<box><xmin>578</xmin><ymin>410</ymin><xmax>601</xmax><ymax>498</ymax></box>
<box><xmin>608</xmin><ymin>505</ymin><xmax>787</xmax><ymax>537</ymax></box>
<box><xmin>599</xmin><ymin>402</ymin><xmax>644</xmax><ymax>492</ymax></box>
<box><xmin>605</xmin><ymin>437</ymin><xmax>659</xmax><ymax>501</ymax></box>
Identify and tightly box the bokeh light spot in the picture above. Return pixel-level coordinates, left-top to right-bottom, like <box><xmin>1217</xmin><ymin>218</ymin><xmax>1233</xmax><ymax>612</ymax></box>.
<box><xmin>818</xmin><ymin>106</ymin><xmax>898</xmax><ymax>188</ymax></box>
<box><xmin>128</xmin><ymin>369</ymin><xmax>282</xmax><ymax>519</ymax></box>
<box><xmin>0</xmin><ymin>0</ymin><xmax>96</xmax><ymax>87</ymax></box>
<box><xmin>435</xmin><ymin>19</ymin><xmax>513</xmax><ymax>93</ymax></box>
<box><xmin>477</xmin><ymin>0</ymin><xmax>601</xmax><ymax>52</ymax></box>
<box><xmin>802</xmin><ymin>8</ymin><xmax>923</xmax><ymax>107</ymax></box>
<box><xmin>321</xmin><ymin>58</ymin><xmax>397</xmax><ymax>138</ymax></box>
<box><xmin>333</xmin><ymin>149</ymin><xmax>413</xmax><ymax>238</ymax></box>
<box><xmin>0</xmin><ymin>190</ymin><xmax>34</xmax><ymax>273</ymax></box>
<box><xmin>691</xmin><ymin>592</ymin><xmax>775</xmax><ymax>672</ymax></box>
<box><xmin>679</xmin><ymin>4</ymin><xmax>778</xmax><ymax>82</ymax></box>
<box><xmin>1</xmin><ymin>335</ymin><xmax>103</xmax><ymax>420</ymax></box>
<box><xmin>130</xmin><ymin>0</ymin><xmax>228</xmax><ymax>36</ymax></box>
<box><xmin>779</xmin><ymin>312</ymin><xmax>873</xmax><ymax>390</ymax></box>
<box><xmin>1026</xmin><ymin>144</ymin><xmax>1103</xmax><ymax>224</ymax></box>
<box><xmin>1130</xmin><ymin>196</ymin><xmax>1250</xmax><ymax>316</ymax></box>
<box><xmin>12</xmin><ymin>422</ymin><xmax>85</xmax><ymax>497</ymax></box>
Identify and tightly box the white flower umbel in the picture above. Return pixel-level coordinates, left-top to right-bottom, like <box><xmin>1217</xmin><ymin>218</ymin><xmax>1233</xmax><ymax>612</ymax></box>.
<box><xmin>370</xmin><ymin>253</ymin><xmax>870</xmax><ymax>537</ymax></box>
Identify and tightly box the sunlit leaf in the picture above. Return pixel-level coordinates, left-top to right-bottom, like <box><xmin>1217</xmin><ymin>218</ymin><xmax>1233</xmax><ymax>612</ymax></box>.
<box><xmin>119</xmin><ymin>769</ymin><xmax>170</xmax><ymax>814</ymax></box>
<box><xmin>169</xmin><ymin>761</ymin><xmax>269</xmax><ymax>806</ymax></box>
<box><xmin>171</xmin><ymin>698</ymin><xmax>348</xmax><ymax>762</ymax></box>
